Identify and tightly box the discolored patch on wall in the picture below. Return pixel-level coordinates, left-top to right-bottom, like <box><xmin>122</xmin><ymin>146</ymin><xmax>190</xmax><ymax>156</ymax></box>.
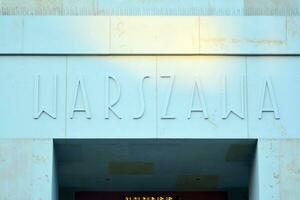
<box><xmin>244</xmin><ymin>0</ymin><xmax>300</xmax><ymax>11</ymax></box>
<box><xmin>1</xmin><ymin>0</ymin><xmax>63</xmax><ymax>9</ymax></box>
<box><xmin>176</xmin><ymin>175</ymin><xmax>219</xmax><ymax>191</ymax></box>
<box><xmin>225</xmin><ymin>144</ymin><xmax>254</xmax><ymax>162</ymax></box>
<box><xmin>287</xmin><ymin>17</ymin><xmax>300</xmax><ymax>37</ymax></box>
<box><xmin>63</xmin><ymin>0</ymin><xmax>96</xmax><ymax>9</ymax></box>
<box><xmin>108</xmin><ymin>161</ymin><xmax>154</xmax><ymax>175</ymax></box>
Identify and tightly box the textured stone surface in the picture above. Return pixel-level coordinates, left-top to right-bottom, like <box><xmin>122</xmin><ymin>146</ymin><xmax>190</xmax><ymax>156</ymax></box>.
<box><xmin>1</xmin><ymin>56</ymin><xmax>300</xmax><ymax>139</ymax></box>
<box><xmin>0</xmin><ymin>0</ymin><xmax>299</xmax><ymax>15</ymax></box>
<box><xmin>250</xmin><ymin>139</ymin><xmax>300</xmax><ymax>200</ymax></box>
<box><xmin>0</xmin><ymin>139</ymin><xmax>56</xmax><ymax>200</ymax></box>
<box><xmin>0</xmin><ymin>16</ymin><xmax>300</xmax><ymax>54</ymax></box>
<box><xmin>110</xmin><ymin>16</ymin><xmax>199</xmax><ymax>54</ymax></box>
<box><xmin>22</xmin><ymin>16</ymin><xmax>110</xmax><ymax>53</ymax></box>
<box><xmin>199</xmin><ymin>16</ymin><xmax>287</xmax><ymax>54</ymax></box>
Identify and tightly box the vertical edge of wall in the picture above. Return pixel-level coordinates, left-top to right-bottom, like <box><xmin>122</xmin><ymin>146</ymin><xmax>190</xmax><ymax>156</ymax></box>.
<box><xmin>52</xmin><ymin>140</ymin><xmax>59</xmax><ymax>200</ymax></box>
<box><xmin>0</xmin><ymin>139</ymin><xmax>56</xmax><ymax>200</ymax></box>
<box><xmin>249</xmin><ymin>140</ymin><xmax>259</xmax><ymax>200</ymax></box>
<box><xmin>249</xmin><ymin>139</ymin><xmax>300</xmax><ymax>200</ymax></box>
<box><xmin>249</xmin><ymin>139</ymin><xmax>281</xmax><ymax>200</ymax></box>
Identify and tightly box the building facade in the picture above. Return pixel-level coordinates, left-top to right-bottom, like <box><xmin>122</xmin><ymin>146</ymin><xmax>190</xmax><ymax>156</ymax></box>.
<box><xmin>0</xmin><ymin>1</ymin><xmax>300</xmax><ymax>200</ymax></box>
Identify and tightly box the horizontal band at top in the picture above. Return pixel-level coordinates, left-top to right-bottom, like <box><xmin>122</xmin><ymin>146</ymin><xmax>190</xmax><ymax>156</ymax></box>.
<box><xmin>0</xmin><ymin>16</ymin><xmax>299</xmax><ymax>54</ymax></box>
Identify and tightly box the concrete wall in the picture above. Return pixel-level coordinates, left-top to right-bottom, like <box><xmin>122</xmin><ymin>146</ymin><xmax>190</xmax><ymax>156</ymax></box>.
<box><xmin>0</xmin><ymin>16</ymin><xmax>300</xmax><ymax>54</ymax></box>
<box><xmin>0</xmin><ymin>0</ymin><xmax>299</xmax><ymax>15</ymax></box>
<box><xmin>0</xmin><ymin>139</ymin><xmax>57</xmax><ymax>200</ymax></box>
<box><xmin>2</xmin><ymin>55</ymin><xmax>300</xmax><ymax>139</ymax></box>
<box><xmin>1</xmin><ymin>1</ymin><xmax>300</xmax><ymax>199</ymax></box>
<box><xmin>249</xmin><ymin>139</ymin><xmax>300</xmax><ymax>200</ymax></box>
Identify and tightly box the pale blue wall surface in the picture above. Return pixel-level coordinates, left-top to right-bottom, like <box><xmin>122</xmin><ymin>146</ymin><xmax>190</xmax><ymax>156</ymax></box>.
<box><xmin>0</xmin><ymin>139</ymin><xmax>56</xmax><ymax>200</ymax></box>
<box><xmin>1</xmin><ymin>56</ymin><xmax>300</xmax><ymax>139</ymax></box>
<box><xmin>0</xmin><ymin>17</ymin><xmax>300</xmax><ymax>54</ymax></box>
<box><xmin>0</xmin><ymin>8</ymin><xmax>300</xmax><ymax>200</ymax></box>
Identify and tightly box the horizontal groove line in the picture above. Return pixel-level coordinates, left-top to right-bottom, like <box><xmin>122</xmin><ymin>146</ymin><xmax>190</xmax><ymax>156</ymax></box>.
<box><xmin>1</xmin><ymin>54</ymin><xmax>300</xmax><ymax>56</ymax></box>
<box><xmin>0</xmin><ymin>7</ymin><xmax>300</xmax><ymax>16</ymax></box>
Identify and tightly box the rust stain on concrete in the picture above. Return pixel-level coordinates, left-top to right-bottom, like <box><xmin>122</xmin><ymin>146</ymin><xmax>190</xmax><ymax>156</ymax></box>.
<box><xmin>200</xmin><ymin>38</ymin><xmax>285</xmax><ymax>45</ymax></box>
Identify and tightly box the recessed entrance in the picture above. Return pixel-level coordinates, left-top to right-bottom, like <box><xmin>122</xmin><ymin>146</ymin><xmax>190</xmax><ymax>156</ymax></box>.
<box><xmin>55</xmin><ymin>139</ymin><xmax>256</xmax><ymax>200</ymax></box>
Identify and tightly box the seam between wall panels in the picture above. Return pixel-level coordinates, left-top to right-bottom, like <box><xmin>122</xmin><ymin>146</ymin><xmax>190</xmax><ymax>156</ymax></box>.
<box><xmin>64</xmin><ymin>56</ymin><xmax>68</xmax><ymax>138</ymax></box>
<box><xmin>285</xmin><ymin>16</ymin><xmax>288</xmax><ymax>42</ymax></box>
<box><xmin>95</xmin><ymin>0</ymin><xmax>99</xmax><ymax>12</ymax></box>
<box><xmin>198</xmin><ymin>16</ymin><xmax>201</xmax><ymax>54</ymax></box>
<box><xmin>21</xmin><ymin>17</ymin><xmax>24</xmax><ymax>53</ymax></box>
<box><xmin>245</xmin><ymin>56</ymin><xmax>249</xmax><ymax>138</ymax></box>
<box><xmin>109</xmin><ymin>16</ymin><xmax>112</xmax><ymax>54</ymax></box>
<box><xmin>155</xmin><ymin>56</ymin><xmax>158</xmax><ymax>140</ymax></box>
